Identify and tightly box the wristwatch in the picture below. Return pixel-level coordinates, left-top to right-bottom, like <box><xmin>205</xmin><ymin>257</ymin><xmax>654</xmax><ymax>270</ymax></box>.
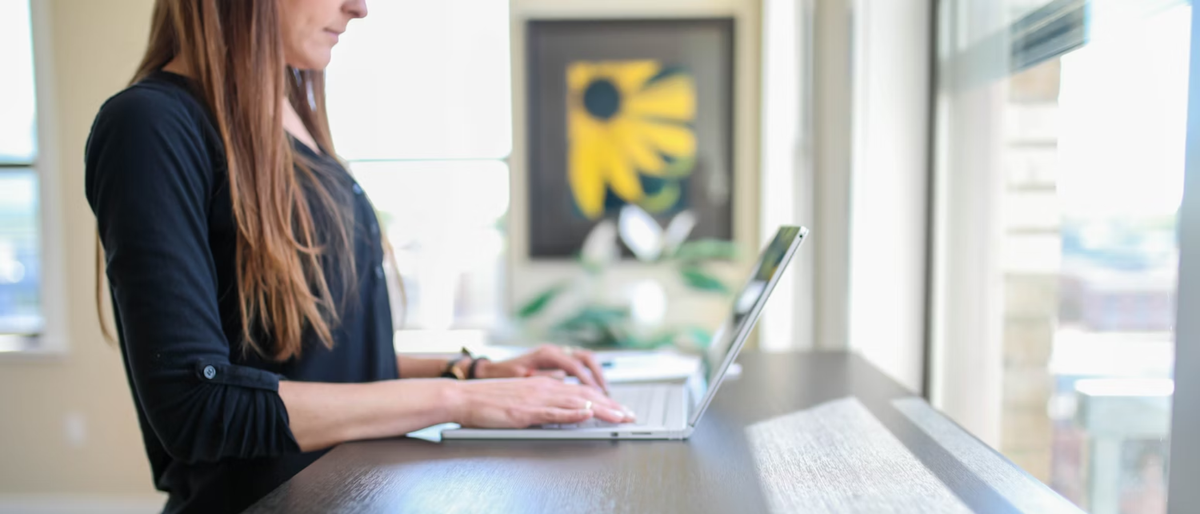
<box><xmin>468</xmin><ymin>355</ymin><xmax>489</xmax><ymax>379</ymax></box>
<box><xmin>441</xmin><ymin>347</ymin><xmax>475</xmax><ymax>380</ymax></box>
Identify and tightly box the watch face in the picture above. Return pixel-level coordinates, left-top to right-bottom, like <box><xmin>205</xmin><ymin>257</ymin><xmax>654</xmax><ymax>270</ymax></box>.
<box><xmin>444</xmin><ymin>358</ymin><xmax>469</xmax><ymax>380</ymax></box>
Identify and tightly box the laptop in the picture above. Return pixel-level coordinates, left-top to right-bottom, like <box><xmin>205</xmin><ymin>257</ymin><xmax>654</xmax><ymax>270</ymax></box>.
<box><xmin>442</xmin><ymin>226</ymin><xmax>809</xmax><ymax>441</ymax></box>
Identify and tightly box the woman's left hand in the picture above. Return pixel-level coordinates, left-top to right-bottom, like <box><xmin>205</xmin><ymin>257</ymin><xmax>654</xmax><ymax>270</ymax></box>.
<box><xmin>476</xmin><ymin>345</ymin><xmax>609</xmax><ymax>393</ymax></box>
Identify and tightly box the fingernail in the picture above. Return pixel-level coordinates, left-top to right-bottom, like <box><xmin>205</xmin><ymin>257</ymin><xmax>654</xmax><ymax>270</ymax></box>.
<box><xmin>607</xmin><ymin>408</ymin><xmax>626</xmax><ymax>419</ymax></box>
<box><xmin>623</xmin><ymin>409</ymin><xmax>637</xmax><ymax>420</ymax></box>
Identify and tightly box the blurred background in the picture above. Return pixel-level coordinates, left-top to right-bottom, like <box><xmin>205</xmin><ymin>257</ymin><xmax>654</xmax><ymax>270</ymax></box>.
<box><xmin>0</xmin><ymin>0</ymin><xmax>1191</xmax><ymax>513</ymax></box>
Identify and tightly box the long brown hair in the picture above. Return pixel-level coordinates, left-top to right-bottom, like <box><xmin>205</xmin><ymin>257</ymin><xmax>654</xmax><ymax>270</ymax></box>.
<box><xmin>99</xmin><ymin>0</ymin><xmax>355</xmax><ymax>360</ymax></box>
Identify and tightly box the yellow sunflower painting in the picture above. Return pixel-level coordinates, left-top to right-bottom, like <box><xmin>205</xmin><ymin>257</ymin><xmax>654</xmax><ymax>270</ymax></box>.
<box><xmin>566</xmin><ymin>60</ymin><xmax>697</xmax><ymax>220</ymax></box>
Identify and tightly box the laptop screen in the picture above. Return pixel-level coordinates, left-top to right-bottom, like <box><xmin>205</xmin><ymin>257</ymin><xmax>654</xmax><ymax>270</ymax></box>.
<box><xmin>687</xmin><ymin>226</ymin><xmax>808</xmax><ymax>426</ymax></box>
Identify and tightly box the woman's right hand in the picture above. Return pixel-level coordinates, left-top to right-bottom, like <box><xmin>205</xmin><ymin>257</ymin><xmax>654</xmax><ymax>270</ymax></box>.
<box><xmin>449</xmin><ymin>377</ymin><xmax>636</xmax><ymax>428</ymax></box>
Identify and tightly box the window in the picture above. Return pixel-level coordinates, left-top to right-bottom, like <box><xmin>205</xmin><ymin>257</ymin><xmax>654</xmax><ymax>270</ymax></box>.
<box><xmin>325</xmin><ymin>0</ymin><xmax>511</xmax><ymax>332</ymax></box>
<box><xmin>933</xmin><ymin>1</ymin><xmax>1189</xmax><ymax>512</ymax></box>
<box><xmin>0</xmin><ymin>0</ymin><xmax>42</xmax><ymax>338</ymax></box>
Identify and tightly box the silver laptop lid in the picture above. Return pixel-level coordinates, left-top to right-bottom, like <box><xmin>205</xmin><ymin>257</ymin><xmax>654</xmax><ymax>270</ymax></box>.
<box><xmin>687</xmin><ymin>226</ymin><xmax>808</xmax><ymax>427</ymax></box>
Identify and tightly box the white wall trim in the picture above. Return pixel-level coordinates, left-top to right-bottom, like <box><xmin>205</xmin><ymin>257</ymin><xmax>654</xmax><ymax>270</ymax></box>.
<box><xmin>0</xmin><ymin>495</ymin><xmax>165</xmax><ymax>514</ymax></box>
<box><xmin>811</xmin><ymin>0</ymin><xmax>854</xmax><ymax>350</ymax></box>
<box><xmin>759</xmin><ymin>0</ymin><xmax>815</xmax><ymax>352</ymax></box>
<box><xmin>15</xmin><ymin>0</ymin><xmax>71</xmax><ymax>356</ymax></box>
<box><xmin>846</xmin><ymin>0</ymin><xmax>931</xmax><ymax>393</ymax></box>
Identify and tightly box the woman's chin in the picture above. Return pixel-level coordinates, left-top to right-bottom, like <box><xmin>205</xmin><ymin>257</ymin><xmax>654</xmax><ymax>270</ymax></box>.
<box><xmin>288</xmin><ymin>51</ymin><xmax>333</xmax><ymax>72</ymax></box>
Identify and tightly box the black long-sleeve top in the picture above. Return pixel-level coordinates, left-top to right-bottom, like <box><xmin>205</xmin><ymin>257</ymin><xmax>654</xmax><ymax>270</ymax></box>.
<box><xmin>84</xmin><ymin>71</ymin><xmax>399</xmax><ymax>514</ymax></box>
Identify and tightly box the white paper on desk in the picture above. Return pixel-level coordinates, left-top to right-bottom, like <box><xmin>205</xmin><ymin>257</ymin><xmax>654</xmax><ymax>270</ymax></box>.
<box><xmin>472</xmin><ymin>345</ymin><xmax>531</xmax><ymax>362</ymax></box>
<box><xmin>600</xmin><ymin>352</ymin><xmax>702</xmax><ymax>383</ymax></box>
<box><xmin>472</xmin><ymin>346</ymin><xmax>704</xmax><ymax>384</ymax></box>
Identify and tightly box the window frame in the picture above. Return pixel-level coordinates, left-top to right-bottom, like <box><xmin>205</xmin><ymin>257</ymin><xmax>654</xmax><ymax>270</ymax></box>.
<box><xmin>0</xmin><ymin>0</ymin><xmax>68</xmax><ymax>356</ymax></box>
<box><xmin>1166</xmin><ymin>3</ymin><xmax>1200</xmax><ymax>510</ymax></box>
<box><xmin>928</xmin><ymin>0</ymin><xmax>1200</xmax><ymax>508</ymax></box>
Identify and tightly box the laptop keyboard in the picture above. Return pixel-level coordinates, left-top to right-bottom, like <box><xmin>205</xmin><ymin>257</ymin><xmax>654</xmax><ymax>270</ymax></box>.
<box><xmin>542</xmin><ymin>385</ymin><xmax>668</xmax><ymax>429</ymax></box>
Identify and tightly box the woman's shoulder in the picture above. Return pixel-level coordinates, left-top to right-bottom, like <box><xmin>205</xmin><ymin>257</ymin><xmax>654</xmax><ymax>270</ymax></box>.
<box><xmin>85</xmin><ymin>72</ymin><xmax>226</xmax><ymax>202</ymax></box>
<box><xmin>92</xmin><ymin>72</ymin><xmax>214</xmax><ymax>140</ymax></box>
<box><xmin>86</xmin><ymin>72</ymin><xmax>224</xmax><ymax>180</ymax></box>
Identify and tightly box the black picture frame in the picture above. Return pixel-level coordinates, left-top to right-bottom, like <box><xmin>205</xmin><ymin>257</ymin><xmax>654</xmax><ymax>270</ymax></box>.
<box><xmin>526</xmin><ymin>18</ymin><xmax>736</xmax><ymax>259</ymax></box>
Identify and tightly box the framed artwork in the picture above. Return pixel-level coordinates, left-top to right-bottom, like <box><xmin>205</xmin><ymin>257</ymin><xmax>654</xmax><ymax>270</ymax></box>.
<box><xmin>526</xmin><ymin>18</ymin><xmax>735</xmax><ymax>258</ymax></box>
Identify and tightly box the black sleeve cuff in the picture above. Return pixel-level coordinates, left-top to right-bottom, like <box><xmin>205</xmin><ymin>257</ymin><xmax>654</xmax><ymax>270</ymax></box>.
<box><xmin>193</xmin><ymin>360</ymin><xmax>283</xmax><ymax>391</ymax></box>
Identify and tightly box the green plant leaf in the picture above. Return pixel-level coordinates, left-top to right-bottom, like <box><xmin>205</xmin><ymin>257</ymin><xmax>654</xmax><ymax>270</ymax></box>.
<box><xmin>516</xmin><ymin>285</ymin><xmax>565</xmax><ymax>319</ymax></box>
<box><xmin>554</xmin><ymin>308</ymin><xmax>607</xmax><ymax>331</ymax></box>
<box><xmin>680</xmin><ymin>267</ymin><xmax>731</xmax><ymax>294</ymax></box>
<box><xmin>671</xmin><ymin>239</ymin><xmax>739</xmax><ymax>262</ymax></box>
<box><xmin>661</xmin><ymin>155</ymin><xmax>697</xmax><ymax>178</ymax></box>
<box><xmin>554</xmin><ymin>306</ymin><xmax>628</xmax><ymax>330</ymax></box>
<box><xmin>638</xmin><ymin>181</ymin><xmax>682</xmax><ymax>214</ymax></box>
<box><xmin>548</xmin><ymin>305</ymin><xmax>632</xmax><ymax>348</ymax></box>
<box><xmin>685</xmin><ymin>326</ymin><xmax>713</xmax><ymax>348</ymax></box>
<box><xmin>644</xmin><ymin>330</ymin><xmax>680</xmax><ymax>349</ymax></box>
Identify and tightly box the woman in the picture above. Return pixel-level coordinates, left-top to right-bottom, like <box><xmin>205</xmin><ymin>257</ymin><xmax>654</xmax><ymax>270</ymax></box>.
<box><xmin>85</xmin><ymin>1</ymin><xmax>633</xmax><ymax>512</ymax></box>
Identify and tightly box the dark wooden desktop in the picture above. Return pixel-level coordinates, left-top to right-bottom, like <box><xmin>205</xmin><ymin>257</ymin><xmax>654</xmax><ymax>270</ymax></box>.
<box><xmin>245</xmin><ymin>351</ymin><xmax>1076</xmax><ymax>513</ymax></box>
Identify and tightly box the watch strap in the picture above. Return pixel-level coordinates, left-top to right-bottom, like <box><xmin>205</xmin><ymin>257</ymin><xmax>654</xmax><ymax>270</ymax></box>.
<box><xmin>468</xmin><ymin>357</ymin><xmax>489</xmax><ymax>379</ymax></box>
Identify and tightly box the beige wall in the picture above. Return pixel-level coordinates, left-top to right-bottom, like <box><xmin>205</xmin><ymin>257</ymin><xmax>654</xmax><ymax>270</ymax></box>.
<box><xmin>0</xmin><ymin>0</ymin><xmax>160</xmax><ymax>497</ymax></box>
<box><xmin>0</xmin><ymin>0</ymin><xmax>761</xmax><ymax>499</ymax></box>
